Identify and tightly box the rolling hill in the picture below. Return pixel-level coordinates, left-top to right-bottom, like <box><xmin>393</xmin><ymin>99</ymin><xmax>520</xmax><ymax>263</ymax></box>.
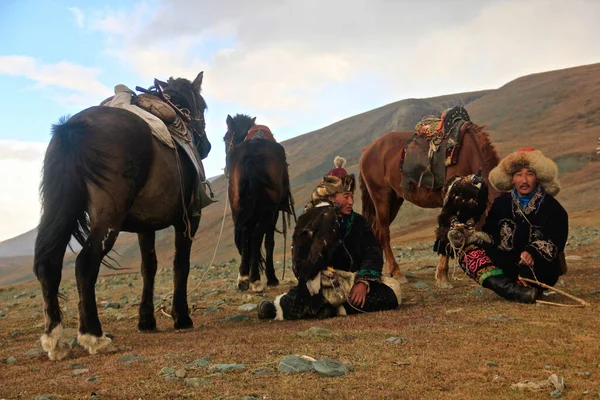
<box><xmin>1</xmin><ymin>63</ymin><xmax>599</xmax><ymax>286</ymax></box>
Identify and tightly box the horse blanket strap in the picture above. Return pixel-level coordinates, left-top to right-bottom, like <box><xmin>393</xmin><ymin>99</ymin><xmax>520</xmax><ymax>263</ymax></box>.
<box><xmin>245</xmin><ymin>125</ymin><xmax>276</xmax><ymax>142</ymax></box>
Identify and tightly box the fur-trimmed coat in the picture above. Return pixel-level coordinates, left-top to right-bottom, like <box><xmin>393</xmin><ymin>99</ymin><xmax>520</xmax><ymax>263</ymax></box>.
<box><xmin>481</xmin><ymin>187</ymin><xmax>568</xmax><ymax>284</ymax></box>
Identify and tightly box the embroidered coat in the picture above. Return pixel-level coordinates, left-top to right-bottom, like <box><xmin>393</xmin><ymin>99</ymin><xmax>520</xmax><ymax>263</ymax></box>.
<box><xmin>328</xmin><ymin>212</ymin><xmax>384</xmax><ymax>283</ymax></box>
<box><xmin>481</xmin><ymin>187</ymin><xmax>568</xmax><ymax>285</ymax></box>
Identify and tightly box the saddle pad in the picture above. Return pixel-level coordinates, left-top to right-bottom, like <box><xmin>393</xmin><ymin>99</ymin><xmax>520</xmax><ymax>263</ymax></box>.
<box><xmin>102</xmin><ymin>85</ymin><xmax>175</xmax><ymax>149</ymax></box>
<box><xmin>245</xmin><ymin>125</ymin><xmax>276</xmax><ymax>142</ymax></box>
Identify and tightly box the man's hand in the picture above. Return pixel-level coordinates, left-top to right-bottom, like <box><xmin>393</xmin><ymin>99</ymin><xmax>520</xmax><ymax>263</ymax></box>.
<box><xmin>519</xmin><ymin>251</ymin><xmax>535</xmax><ymax>267</ymax></box>
<box><xmin>349</xmin><ymin>281</ymin><xmax>368</xmax><ymax>308</ymax></box>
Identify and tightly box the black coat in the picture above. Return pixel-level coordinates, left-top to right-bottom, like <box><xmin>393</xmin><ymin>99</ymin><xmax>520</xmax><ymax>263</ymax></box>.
<box><xmin>327</xmin><ymin>212</ymin><xmax>384</xmax><ymax>282</ymax></box>
<box><xmin>482</xmin><ymin>187</ymin><xmax>568</xmax><ymax>284</ymax></box>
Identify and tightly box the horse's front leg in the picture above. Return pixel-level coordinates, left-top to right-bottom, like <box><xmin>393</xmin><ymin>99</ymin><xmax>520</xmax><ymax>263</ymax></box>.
<box><xmin>171</xmin><ymin>217</ymin><xmax>199</xmax><ymax>330</ymax></box>
<box><xmin>138</xmin><ymin>231</ymin><xmax>158</xmax><ymax>331</ymax></box>
<box><xmin>435</xmin><ymin>255</ymin><xmax>453</xmax><ymax>289</ymax></box>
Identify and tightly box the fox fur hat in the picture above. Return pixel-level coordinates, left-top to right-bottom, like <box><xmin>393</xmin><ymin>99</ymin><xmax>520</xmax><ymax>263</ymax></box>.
<box><xmin>304</xmin><ymin>174</ymin><xmax>356</xmax><ymax>211</ymax></box>
<box><xmin>488</xmin><ymin>148</ymin><xmax>561</xmax><ymax>196</ymax></box>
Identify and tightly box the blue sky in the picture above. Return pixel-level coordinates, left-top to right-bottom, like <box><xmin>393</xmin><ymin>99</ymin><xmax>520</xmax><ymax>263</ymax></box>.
<box><xmin>1</xmin><ymin>0</ymin><xmax>599</xmax><ymax>241</ymax></box>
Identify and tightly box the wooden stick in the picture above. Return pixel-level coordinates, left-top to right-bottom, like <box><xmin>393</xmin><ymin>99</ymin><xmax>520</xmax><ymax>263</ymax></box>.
<box><xmin>519</xmin><ymin>277</ymin><xmax>590</xmax><ymax>307</ymax></box>
<box><xmin>535</xmin><ymin>300</ymin><xmax>586</xmax><ymax>308</ymax></box>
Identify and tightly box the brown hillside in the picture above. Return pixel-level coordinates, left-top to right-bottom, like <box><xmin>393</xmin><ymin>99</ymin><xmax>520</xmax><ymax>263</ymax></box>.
<box><xmin>1</xmin><ymin>63</ymin><xmax>599</xmax><ymax>286</ymax></box>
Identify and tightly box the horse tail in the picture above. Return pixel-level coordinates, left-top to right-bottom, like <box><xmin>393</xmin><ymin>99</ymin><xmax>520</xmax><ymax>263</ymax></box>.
<box><xmin>359</xmin><ymin>171</ymin><xmax>376</xmax><ymax>226</ymax></box>
<box><xmin>34</xmin><ymin>115</ymin><xmax>109</xmax><ymax>275</ymax></box>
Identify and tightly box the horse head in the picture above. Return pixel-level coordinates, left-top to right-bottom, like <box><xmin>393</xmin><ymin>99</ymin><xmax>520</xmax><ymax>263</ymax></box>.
<box><xmin>224</xmin><ymin>113</ymin><xmax>256</xmax><ymax>154</ymax></box>
<box><xmin>292</xmin><ymin>204</ymin><xmax>340</xmax><ymax>281</ymax></box>
<box><xmin>156</xmin><ymin>72</ymin><xmax>210</xmax><ymax>156</ymax></box>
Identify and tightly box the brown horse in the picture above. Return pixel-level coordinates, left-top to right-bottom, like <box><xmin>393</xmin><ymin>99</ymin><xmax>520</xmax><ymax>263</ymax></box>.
<box><xmin>359</xmin><ymin>123</ymin><xmax>500</xmax><ymax>287</ymax></box>
<box><xmin>224</xmin><ymin>114</ymin><xmax>296</xmax><ymax>292</ymax></box>
<box><xmin>34</xmin><ymin>72</ymin><xmax>208</xmax><ymax>360</ymax></box>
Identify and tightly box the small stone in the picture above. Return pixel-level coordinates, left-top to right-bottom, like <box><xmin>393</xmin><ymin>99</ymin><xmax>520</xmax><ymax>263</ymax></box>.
<box><xmin>471</xmin><ymin>288</ymin><xmax>485</xmax><ymax>296</ymax></box>
<box><xmin>579</xmin><ymin>371</ymin><xmax>591</xmax><ymax>378</ymax></box>
<box><xmin>186</xmin><ymin>357</ymin><xmax>210</xmax><ymax>368</ymax></box>
<box><xmin>240</xmin><ymin>397</ymin><xmax>259</xmax><ymax>400</ymax></box>
<box><xmin>87</xmin><ymin>376</ymin><xmax>101</xmax><ymax>382</ymax></box>
<box><xmin>224</xmin><ymin>314</ymin><xmax>249</xmax><ymax>322</ymax></box>
<box><xmin>163</xmin><ymin>376</ymin><xmax>181</xmax><ymax>382</ymax></box>
<box><xmin>590</xmin><ymin>289</ymin><xmax>600</xmax><ymax>295</ymax></box>
<box><xmin>386</xmin><ymin>337</ymin><xmax>408</xmax><ymax>344</ymax></box>
<box><xmin>205</xmin><ymin>305</ymin><xmax>220</xmax><ymax>313</ymax></box>
<box><xmin>185</xmin><ymin>378</ymin><xmax>214</xmax><ymax>387</ymax></box>
<box><xmin>238</xmin><ymin>303</ymin><xmax>258</xmax><ymax>312</ymax></box>
<box><xmin>486</xmin><ymin>361</ymin><xmax>499</xmax><ymax>368</ymax></box>
<box><xmin>25</xmin><ymin>348</ymin><xmax>45</xmax><ymax>356</ymax></box>
<box><xmin>34</xmin><ymin>395</ymin><xmax>56</xmax><ymax>400</ymax></box>
<box><xmin>493</xmin><ymin>375</ymin><xmax>505</xmax><ymax>382</ymax></box>
<box><xmin>312</xmin><ymin>358</ymin><xmax>349</xmax><ymax>377</ymax></box>
<box><xmin>206</xmin><ymin>372</ymin><xmax>223</xmax><ymax>378</ymax></box>
<box><xmin>175</xmin><ymin>368</ymin><xmax>187</xmax><ymax>378</ymax></box>
<box><xmin>11</xmin><ymin>331</ymin><xmax>22</xmax><ymax>338</ymax></box>
<box><xmin>486</xmin><ymin>314</ymin><xmax>515</xmax><ymax>322</ymax></box>
<box><xmin>115</xmin><ymin>314</ymin><xmax>129</xmax><ymax>321</ymax></box>
<box><xmin>279</xmin><ymin>355</ymin><xmax>314</xmax><ymax>373</ymax></box>
<box><xmin>251</xmin><ymin>367</ymin><xmax>277</xmax><ymax>376</ymax></box>
<box><xmin>297</xmin><ymin>327</ymin><xmax>335</xmax><ymax>338</ymax></box>
<box><xmin>71</xmin><ymin>363</ymin><xmax>87</xmax><ymax>369</ymax></box>
<box><xmin>209</xmin><ymin>363</ymin><xmax>246</xmax><ymax>372</ymax></box>
<box><xmin>160</xmin><ymin>367</ymin><xmax>177</xmax><ymax>375</ymax></box>
<box><xmin>116</xmin><ymin>355</ymin><xmax>148</xmax><ymax>364</ymax></box>
<box><xmin>412</xmin><ymin>281</ymin><xmax>431</xmax><ymax>290</ymax></box>
<box><xmin>550</xmin><ymin>389</ymin><xmax>562</xmax><ymax>398</ymax></box>
<box><xmin>72</xmin><ymin>368</ymin><xmax>89</xmax><ymax>375</ymax></box>
<box><xmin>103</xmin><ymin>302</ymin><xmax>121</xmax><ymax>309</ymax></box>
<box><xmin>6</xmin><ymin>356</ymin><xmax>17</xmax><ymax>364</ymax></box>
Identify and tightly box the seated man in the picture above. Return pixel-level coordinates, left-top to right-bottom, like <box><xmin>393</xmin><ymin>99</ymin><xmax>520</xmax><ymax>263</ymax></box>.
<box><xmin>458</xmin><ymin>148</ymin><xmax>568</xmax><ymax>303</ymax></box>
<box><xmin>258</xmin><ymin>174</ymin><xmax>401</xmax><ymax>320</ymax></box>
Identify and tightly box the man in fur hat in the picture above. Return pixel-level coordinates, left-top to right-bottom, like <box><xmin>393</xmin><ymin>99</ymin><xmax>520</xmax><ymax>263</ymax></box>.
<box><xmin>258</xmin><ymin>174</ymin><xmax>401</xmax><ymax>320</ymax></box>
<box><xmin>461</xmin><ymin>148</ymin><xmax>568</xmax><ymax>303</ymax></box>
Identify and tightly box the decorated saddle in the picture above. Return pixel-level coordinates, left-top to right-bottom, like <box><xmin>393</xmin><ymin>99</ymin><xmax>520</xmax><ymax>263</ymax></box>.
<box><xmin>245</xmin><ymin>125</ymin><xmax>276</xmax><ymax>142</ymax></box>
<box><xmin>400</xmin><ymin>106</ymin><xmax>472</xmax><ymax>191</ymax></box>
<box><xmin>101</xmin><ymin>83</ymin><xmax>216</xmax><ymax>214</ymax></box>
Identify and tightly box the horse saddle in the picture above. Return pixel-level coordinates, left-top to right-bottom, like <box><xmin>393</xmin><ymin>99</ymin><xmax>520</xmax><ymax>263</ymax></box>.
<box><xmin>400</xmin><ymin>106</ymin><xmax>472</xmax><ymax>191</ymax></box>
<box><xmin>245</xmin><ymin>125</ymin><xmax>276</xmax><ymax>142</ymax></box>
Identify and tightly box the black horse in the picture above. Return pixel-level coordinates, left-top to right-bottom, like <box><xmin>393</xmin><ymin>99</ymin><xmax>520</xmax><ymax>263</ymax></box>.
<box><xmin>34</xmin><ymin>72</ymin><xmax>208</xmax><ymax>360</ymax></box>
<box><xmin>224</xmin><ymin>114</ymin><xmax>295</xmax><ymax>292</ymax></box>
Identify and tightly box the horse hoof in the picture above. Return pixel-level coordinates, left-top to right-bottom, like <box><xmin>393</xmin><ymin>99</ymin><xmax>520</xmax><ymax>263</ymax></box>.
<box><xmin>77</xmin><ymin>333</ymin><xmax>113</xmax><ymax>355</ymax></box>
<box><xmin>137</xmin><ymin>320</ymin><xmax>157</xmax><ymax>332</ymax></box>
<box><xmin>40</xmin><ymin>324</ymin><xmax>72</xmax><ymax>361</ymax></box>
<box><xmin>174</xmin><ymin>317</ymin><xmax>194</xmax><ymax>331</ymax></box>
<box><xmin>436</xmin><ymin>281</ymin><xmax>454</xmax><ymax>289</ymax></box>
<box><xmin>237</xmin><ymin>275</ymin><xmax>250</xmax><ymax>291</ymax></box>
<box><xmin>393</xmin><ymin>273</ymin><xmax>409</xmax><ymax>284</ymax></box>
<box><xmin>267</xmin><ymin>279</ymin><xmax>280</xmax><ymax>287</ymax></box>
<box><xmin>250</xmin><ymin>280</ymin><xmax>265</xmax><ymax>293</ymax></box>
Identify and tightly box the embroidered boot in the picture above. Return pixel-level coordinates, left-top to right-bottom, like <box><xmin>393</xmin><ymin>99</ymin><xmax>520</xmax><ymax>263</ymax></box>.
<box><xmin>482</xmin><ymin>275</ymin><xmax>540</xmax><ymax>304</ymax></box>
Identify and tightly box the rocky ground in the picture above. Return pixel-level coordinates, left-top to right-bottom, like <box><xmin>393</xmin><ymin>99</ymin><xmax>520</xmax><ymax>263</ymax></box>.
<box><xmin>1</xmin><ymin>222</ymin><xmax>599</xmax><ymax>399</ymax></box>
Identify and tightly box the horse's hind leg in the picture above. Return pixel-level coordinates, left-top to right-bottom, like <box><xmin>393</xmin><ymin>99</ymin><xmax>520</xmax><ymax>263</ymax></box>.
<box><xmin>36</xmin><ymin>250</ymin><xmax>71</xmax><ymax>361</ymax></box>
<box><xmin>237</xmin><ymin>226</ymin><xmax>251</xmax><ymax>291</ymax></box>
<box><xmin>372</xmin><ymin>188</ymin><xmax>407</xmax><ymax>282</ymax></box>
<box><xmin>76</xmin><ymin>224</ymin><xmax>119</xmax><ymax>355</ymax></box>
<box><xmin>171</xmin><ymin>217</ymin><xmax>199</xmax><ymax>330</ymax></box>
<box><xmin>138</xmin><ymin>231</ymin><xmax>158</xmax><ymax>331</ymax></box>
<box><xmin>264</xmin><ymin>213</ymin><xmax>279</xmax><ymax>287</ymax></box>
<box><xmin>249</xmin><ymin>220</ymin><xmax>266</xmax><ymax>293</ymax></box>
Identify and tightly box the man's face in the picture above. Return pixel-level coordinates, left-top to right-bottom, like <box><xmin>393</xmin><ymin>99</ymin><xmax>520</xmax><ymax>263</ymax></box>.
<box><xmin>512</xmin><ymin>167</ymin><xmax>537</xmax><ymax>196</ymax></box>
<box><xmin>329</xmin><ymin>192</ymin><xmax>354</xmax><ymax>216</ymax></box>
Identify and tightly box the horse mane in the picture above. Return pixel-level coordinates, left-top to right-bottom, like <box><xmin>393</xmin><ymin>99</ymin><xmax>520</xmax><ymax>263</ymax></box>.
<box><xmin>468</xmin><ymin>123</ymin><xmax>500</xmax><ymax>174</ymax></box>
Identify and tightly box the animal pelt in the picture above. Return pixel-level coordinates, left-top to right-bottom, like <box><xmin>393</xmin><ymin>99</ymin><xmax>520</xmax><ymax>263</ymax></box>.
<box><xmin>434</xmin><ymin>170</ymin><xmax>490</xmax><ymax>257</ymax></box>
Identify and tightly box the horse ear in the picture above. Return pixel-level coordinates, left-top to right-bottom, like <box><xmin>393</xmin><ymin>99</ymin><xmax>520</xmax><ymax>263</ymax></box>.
<box><xmin>155</xmin><ymin>79</ymin><xmax>168</xmax><ymax>89</ymax></box>
<box><xmin>252</xmin><ymin>117</ymin><xmax>256</xmax><ymax>123</ymax></box>
<box><xmin>226</xmin><ymin>114</ymin><xmax>233</xmax><ymax>128</ymax></box>
<box><xmin>192</xmin><ymin>71</ymin><xmax>204</xmax><ymax>91</ymax></box>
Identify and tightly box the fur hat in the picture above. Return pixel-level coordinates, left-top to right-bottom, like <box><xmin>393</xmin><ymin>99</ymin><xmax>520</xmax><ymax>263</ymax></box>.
<box><xmin>333</xmin><ymin>156</ymin><xmax>347</xmax><ymax>168</ymax></box>
<box><xmin>305</xmin><ymin>174</ymin><xmax>356</xmax><ymax>211</ymax></box>
<box><xmin>489</xmin><ymin>148</ymin><xmax>561</xmax><ymax>196</ymax></box>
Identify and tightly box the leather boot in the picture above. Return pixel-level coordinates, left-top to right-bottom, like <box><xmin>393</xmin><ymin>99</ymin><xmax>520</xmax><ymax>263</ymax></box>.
<box><xmin>482</xmin><ymin>275</ymin><xmax>540</xmax><ymax>304</ymax></box>
<box><xmin>257</xmin><ymin>301</ymin><xmax>276</xmax><ymax>319</ymax></box>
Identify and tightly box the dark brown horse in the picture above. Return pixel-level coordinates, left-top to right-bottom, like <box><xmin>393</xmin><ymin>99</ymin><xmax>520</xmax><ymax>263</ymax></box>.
<box><xmin>359</xmin><ymin>123</ymin><xmax>500</xmax><ymax>287</ymax></box>
<box><xmin>224</xmin><ymin>114</ymin><xmax>295</xmax><ymax>292</ymax></box>
<box><xmin>34</xmin><ymin>72</ymin><xmax>208</xmax><ymax>360</ymax></box>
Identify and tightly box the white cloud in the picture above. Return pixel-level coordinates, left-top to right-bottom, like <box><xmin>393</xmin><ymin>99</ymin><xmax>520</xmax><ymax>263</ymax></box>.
<box><xmin>0</xmin><ymin>140</ymin><xmax>47</xmax><ymax>242</ymax></box>
<box><xmin>68</xmin><ymin>7</ymin><xmax>85</xmax><ymax>28</ymax></box>
<box><xmin>0</xmin><ymin>56</ymin><xmax>112</xmax><ymax>101</ymax></box>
